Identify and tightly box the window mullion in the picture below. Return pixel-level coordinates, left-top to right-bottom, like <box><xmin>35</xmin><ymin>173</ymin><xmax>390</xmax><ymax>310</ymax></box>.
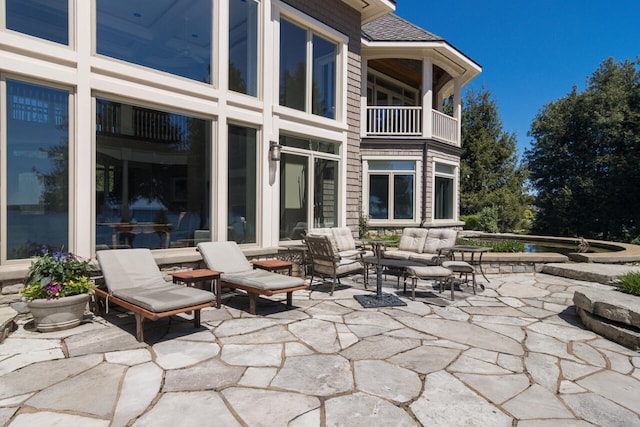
<box><xmin>306</xmin><ymin>30</ymin><xmax>313</xmax><ymax>114</ymax></box>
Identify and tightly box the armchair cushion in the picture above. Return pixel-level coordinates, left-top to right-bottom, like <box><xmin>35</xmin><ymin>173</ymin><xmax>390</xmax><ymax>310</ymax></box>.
<box><xmin>307</xmin><ymin>227</ymin><xmax>340</xmax><ymax>253</ymax></box>
<box><xmin>398</xmin><ymin>228</ymin><xmax>428</xmax><ymax>253</ymax></box>
<box><xmin>423</xmin><ymin>228</ymin><xmax>457</xmax><ymax>254</ymax></box>
<box><xmin>331</xmin><ymin>227</ymin><xmax>357</xmax><ymax>251</ymax></box>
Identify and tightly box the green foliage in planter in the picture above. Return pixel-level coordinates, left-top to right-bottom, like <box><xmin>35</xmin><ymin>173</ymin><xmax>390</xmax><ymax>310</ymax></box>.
<box><xmin>617</xmin><ymin>272</ymin><xmax>640</xmax><ymax>296</ymax></box>
<box><xmin>457</xmin><ymin>238</ymin><xmax>526</xmax><ymax>253</ymax></box>
<box><xmin>21</xmin><ymin>250</ymin><xmax>97</xmax><ymax>301</ymax></box>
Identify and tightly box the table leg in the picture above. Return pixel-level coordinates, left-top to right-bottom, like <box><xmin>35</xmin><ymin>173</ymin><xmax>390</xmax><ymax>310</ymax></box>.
<box><xmin>376</xmin><ymin>265</ymin><xmax>383</xmax><ymax>297</ymax></box>
<box><xmin>478</xmin><ymin>253</ymin><xmax>489</xmax><ymax>282</ymax></box>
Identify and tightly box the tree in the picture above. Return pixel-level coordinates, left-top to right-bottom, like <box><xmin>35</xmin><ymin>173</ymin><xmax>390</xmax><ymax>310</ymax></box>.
<box><xmin>460</xmin><ymin>87</ymin><xmax>529</xmax><ymax>232</ymax></box>
<box><xmin>525</xmin><ymin>58</ymin><xmax>640</xmax><ymax>240</ymax></box>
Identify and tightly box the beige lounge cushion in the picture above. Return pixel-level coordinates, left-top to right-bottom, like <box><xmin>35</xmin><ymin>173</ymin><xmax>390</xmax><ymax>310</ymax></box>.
<box><xmin>96</xmin><ymin>249</ymin><xmax>214</xmax><ymax>312</ymax></box>
<box><xmin>198</xmin><ymin>241</ymin><xmax>252</xmax><ymax>273</ymax></box>
<box><xmin>423</xmin><ymin>228</ymin><xmax>457</xmax><ymax>254</ymax></box>
<box><xmin>398</xmin><ymin>228</ymin><xmax>428</xmax><ymax>253</ymax></box>
<box><xmin>114</xmin><ymin>283</ymin><xmax>215</xmax><ymax>312</ymax></box>
<box><xmin>198</xmin><ymin>241</ymin><xmax>305</xmax><ymax>291</ymax></box>
<box><xmin>221</xmin><ymin>269</ymin><xmax>304</xmax><ymax>291</ymax></box>
<box><xmin>97</xmin><ymin>248</ymin><xmax>167</xmax><ymax>292</ymax></box>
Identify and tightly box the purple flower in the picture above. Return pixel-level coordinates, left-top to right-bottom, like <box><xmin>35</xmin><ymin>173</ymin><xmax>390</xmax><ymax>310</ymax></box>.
<box><xmin>53</xmin><ymin>252</ymin><xmax>64</xmax><ymax>261</ymax></box>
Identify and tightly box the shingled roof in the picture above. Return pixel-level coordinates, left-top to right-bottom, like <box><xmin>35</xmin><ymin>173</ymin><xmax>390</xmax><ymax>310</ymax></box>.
<box><xmin>362</xmin><ymin>13</ymin><xmax>443</xmax><ymax>42</ymax></box>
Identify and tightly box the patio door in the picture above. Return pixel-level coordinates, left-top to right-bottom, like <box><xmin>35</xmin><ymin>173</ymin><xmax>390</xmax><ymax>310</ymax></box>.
<box><xmin>279</xmin><ymin>149</ymin><xmax>338</xmax><ymax>240</ymax></box>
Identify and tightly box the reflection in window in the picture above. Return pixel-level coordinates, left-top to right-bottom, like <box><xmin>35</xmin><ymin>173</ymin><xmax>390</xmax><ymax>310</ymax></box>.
<box><xmin>314</xmin><ymin>158</ymin><xmax>338</xmax><ymax>228</ymax></box>
<box><xmin>6</xmin><ymin>80</ymin><xmax>69</xmax><ymax>259</ymax></box>
<box><xmin>96</xmin><ymin>0</ymin><xmax>212</xmax><ymax>83</ymax></box>
<box><xmin>280</xmin><ymin>18</ymin><xmax>337</xmax><ymax>118</ymax></box>
<box><xmin>312</xmin><ymin>35</ymin><xmax>336</xmax><ymax>118</ymax></box>
<box><xmin>369</xmin><ymin>175</ymin><xmax>389</xmax><ymax>220</ymax></box>
<box><xmin>435</xmin><ymin>163</ymin><xmax>455</xmax><ymax>220</ymax></box>
<box><xmin>228</xmin><ymin>125</ymin><xmax>257</xmax><ymax>244</ymax></box>
<box><xmin>280</xmin><ymin>153</ymin><xmax>308</xmax><ymax>240</ymax></box>
<box><xmin>6</xmin><ymin>0</ymin><xmax>68</xmax><ymax>45</ymax></box>
<box><xmin>229</xmin><ymin>0</ymin><xmax>258</xmax><ymax>96</ymax></box>
<box><xmin>95</xmin><ymin>99</ymin><xmax>210</xmax><ymax>250</ymax></box>
<box><xmin>367</xmin><ymin>161</ymin><xmax>415</xmax><ymax>221</ymax></box>
<box><xmin>279</xmin><ymin>19</ymin><xmax>306</xmax><ymax>111</ymax></box>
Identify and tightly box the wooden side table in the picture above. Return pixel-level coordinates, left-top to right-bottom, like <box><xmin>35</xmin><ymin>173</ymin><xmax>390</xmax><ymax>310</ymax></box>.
<box><xmin>171</xmin><ymin>269</ymin><xmax>222</xmax><ymax>308</ymax></box>
<box><xmin>252</xmin><ymin>259</ymin><xmax>293</xmax><ymax>276</ymax></box>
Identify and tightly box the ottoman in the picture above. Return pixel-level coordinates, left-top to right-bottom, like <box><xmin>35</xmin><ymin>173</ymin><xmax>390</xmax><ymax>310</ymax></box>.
<box><xmin>405</xmin><ymin>266</ymin><xmax>454</xmax><ymax>300</ymax></box>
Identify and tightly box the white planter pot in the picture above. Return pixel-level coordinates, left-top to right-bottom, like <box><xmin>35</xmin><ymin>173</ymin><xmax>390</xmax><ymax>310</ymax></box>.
<box><xmin>27</xmin><ymin>293</ymin><xmax>91</xmax><ymax>332</ymax></box>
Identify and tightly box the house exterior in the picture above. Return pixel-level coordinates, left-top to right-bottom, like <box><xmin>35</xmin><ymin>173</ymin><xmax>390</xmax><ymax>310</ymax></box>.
<box><xmin>0</xmin><ymin>0</ymin><xmax>479</xmax><ymax>287</ymax></box>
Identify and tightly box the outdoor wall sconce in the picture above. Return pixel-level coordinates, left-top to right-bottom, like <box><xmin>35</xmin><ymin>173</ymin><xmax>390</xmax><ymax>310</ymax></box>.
<box><xmin>269</xmin><ymin>140</ymin><xmax>282</xmax><ymax>162</ymax></box>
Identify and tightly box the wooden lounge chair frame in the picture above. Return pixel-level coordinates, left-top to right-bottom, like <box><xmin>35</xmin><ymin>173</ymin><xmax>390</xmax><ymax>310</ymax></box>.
<box><xmin>216</xmin><ymin>280</ymin><xmax>308</xmax><ymax>315</ymax></box>
<box><xmin>93</xmin><ymin>288</ymin><xmax>214</xmax><ymax>342</ymax></box>
<box><xmin>94</xmin><ymin>248</ymin><xmax>216</xmax><ymax>342</ymax></box>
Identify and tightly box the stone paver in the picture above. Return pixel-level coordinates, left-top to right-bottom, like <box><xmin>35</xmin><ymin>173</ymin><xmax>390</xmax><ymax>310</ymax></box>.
<box><xmin>0</xmin><ymin>271</ymin><xmax>639</xmax><ymax>426</ymax></box>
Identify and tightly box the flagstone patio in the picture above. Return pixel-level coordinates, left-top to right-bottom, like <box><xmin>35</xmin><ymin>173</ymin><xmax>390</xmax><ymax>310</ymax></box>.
<box><xmin>1</xmin><ymin>272</ymin><xmax>639</xmax><ymax>426</ymax></box>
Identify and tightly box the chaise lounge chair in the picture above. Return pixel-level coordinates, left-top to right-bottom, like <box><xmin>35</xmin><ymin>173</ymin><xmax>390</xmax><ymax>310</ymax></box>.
<box><xmin>197</xmin><ymin>241</ymin><xmax>307</xmax><ymax>314</ymax></box>
<box><xmin>95</xmin><ymin>249</ymin><xmax>216</xmax><ymax>342</ymax></box>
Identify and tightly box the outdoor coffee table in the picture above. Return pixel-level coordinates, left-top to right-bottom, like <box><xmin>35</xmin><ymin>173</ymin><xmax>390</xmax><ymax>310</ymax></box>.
<box><xmin>442</xmin><ymin>245</ymin><xmax>492</xmax><ymax>282</ymax></box>
<box><xmin>171</xmin><ymin>269</ymin><xmax>221</xmax><ymax>307</ymax></box>
<box><xmin>362</xmin><ymin>257</ymin><xmax>424</xmax><ymax>289</ymax></box>
<box><xmin>251</xmin><ymin>259</ymin><xmax>294</xmax><ymax>276</ymax></box>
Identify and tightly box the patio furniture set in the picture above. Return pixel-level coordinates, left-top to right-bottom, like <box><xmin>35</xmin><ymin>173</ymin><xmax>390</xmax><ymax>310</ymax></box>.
<box><xmin>92</xmin><ymin>226</ymin><xmax>489</xmax><ymax>341</ymax></box>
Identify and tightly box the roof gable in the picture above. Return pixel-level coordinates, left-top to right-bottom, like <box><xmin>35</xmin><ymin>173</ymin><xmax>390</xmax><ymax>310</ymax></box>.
<box><xmin>362</xmin><ymin>13</ymin><xmax>443</xmax><ymax>42</ymax></box>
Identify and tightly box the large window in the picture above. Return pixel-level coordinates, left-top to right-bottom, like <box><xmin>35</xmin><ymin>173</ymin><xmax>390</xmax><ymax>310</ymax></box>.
<box><xmin>5</xmin><ymin>80</ymin><xmax>70</xmax><ymax>259</ymax></box>
<box><xmin>96</xmin><ymin>0</ymin><xmax>212</xmax><ymax>83</ymax></box>
<box><xmin>6</xmin><ymin>0</ymin><xmax>68</xmax><ymax>45</ymax></box>
<box><xmin>228</xmin><ymin>125</ymin><xmax>257</xmax><ymax>244</ymax></box>
<box><xmin>229</xmin><ymin>0</ymin><xmax>258</xmax><ymax>96</ymax></box>
<box><xmin>279</xmin><ymin>135</ymin><xmax>339</xmax><ymax>240</ymax></box>
<box><xmin>367</xmin><ymin>161</ymin><xmax>415</xmax><ymax>221</ymax></box>
<box><xmin>434</xmin><ymin>163</ymin><xmax>456</xmax><ymax>220</ymax></box>
<box><xmin>95</xmin><ymin>99</ymin><xmax>211</xmax><ymax>250</ymax></box>
<box><xmin>279</xmin><ymin>18</ymin><xmax>337</xmax><ymax>119</ymax></box>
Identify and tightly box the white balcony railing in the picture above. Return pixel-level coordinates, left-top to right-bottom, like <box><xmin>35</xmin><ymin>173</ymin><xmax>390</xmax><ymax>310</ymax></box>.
<box><xmin>365</xmin><ymin>106</ymin><xmax>422</xmax><ymax>136</ymax></box>
<box><xmin>365</xmin><ymin>106</ymin><xmax>459</xmax><ymax>145</ymax></box>
<box><xmin>432</xmin><ymin>110</ymin><xmax>458</xmax><ymax>145</ymax></box>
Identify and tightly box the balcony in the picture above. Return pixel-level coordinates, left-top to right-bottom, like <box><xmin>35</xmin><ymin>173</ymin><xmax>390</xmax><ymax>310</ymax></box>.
<box><xmin>364</xmin><ymin>106</ymin><xmax>459</xmax><ymax>145</ymax></box>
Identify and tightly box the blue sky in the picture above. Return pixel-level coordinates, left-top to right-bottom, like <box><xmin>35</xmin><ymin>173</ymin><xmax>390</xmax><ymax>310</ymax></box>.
<box><xmin>395</xmin><ymin>0</ymin><xmax>640</xmax><ymax>158</ymax></box>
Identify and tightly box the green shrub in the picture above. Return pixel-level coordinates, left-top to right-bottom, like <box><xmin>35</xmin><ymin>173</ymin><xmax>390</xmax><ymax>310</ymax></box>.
<box><xmin>477</xmin><ymin>206</ymin><xmax>500</xmax><ymax>233</ymax></box>
<box><xmin>460</xmin><ymin>214</ymin><xmax>480</xmax><ymax>231</ymax></box>
<box><xmin>358</xmin><ymin>213</ymin><xmax>369</xmax><ymax>239</ymax></box>
<box><xmin>617</xmin><ymin>272</ymin><xmax>640</xmax><ymax>296</ymax></box>
<box><xmin>457</xmin><ymin>238</ymin><xmax>526</xmax><ymax>253</ymax></box>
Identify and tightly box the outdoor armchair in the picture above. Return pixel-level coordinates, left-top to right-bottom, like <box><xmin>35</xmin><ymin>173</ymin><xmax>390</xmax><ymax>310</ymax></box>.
<box><xmin>305</xmin><ymin>234</ymin><xmax>363</xmax><ymax>295</ymax></box>
<box><xmin>197</xmin><ymin>241</ymin><xmax>307</xmax><ymax>314</ymax></box>
<box><xmin>95</xmin><ymin>248</ymin><xmax>215</xmax><ymax>342</ymax></box>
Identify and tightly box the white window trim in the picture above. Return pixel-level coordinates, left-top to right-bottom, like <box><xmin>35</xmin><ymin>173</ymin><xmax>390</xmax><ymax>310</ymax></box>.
<box><xmin>272</xmin><ymin>1</ymin><xmax>348</xmax><ymax>125</ymax></box>
<box><xmin>363</xmin><ymin>156</ymin><xmax>422</xmax><ymax>225</ymax></box>
<box><xmin>431</xmin><ymin>157</ymin><xmax>459</xmax><ymax>223</ymax></box>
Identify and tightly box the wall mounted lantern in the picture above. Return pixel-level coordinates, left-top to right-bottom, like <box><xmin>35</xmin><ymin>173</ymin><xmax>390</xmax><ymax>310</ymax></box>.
<box><xmin>269</xmin><ymin>140</ymin><xmax>282</xmax><ymax>162</ymax></box>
